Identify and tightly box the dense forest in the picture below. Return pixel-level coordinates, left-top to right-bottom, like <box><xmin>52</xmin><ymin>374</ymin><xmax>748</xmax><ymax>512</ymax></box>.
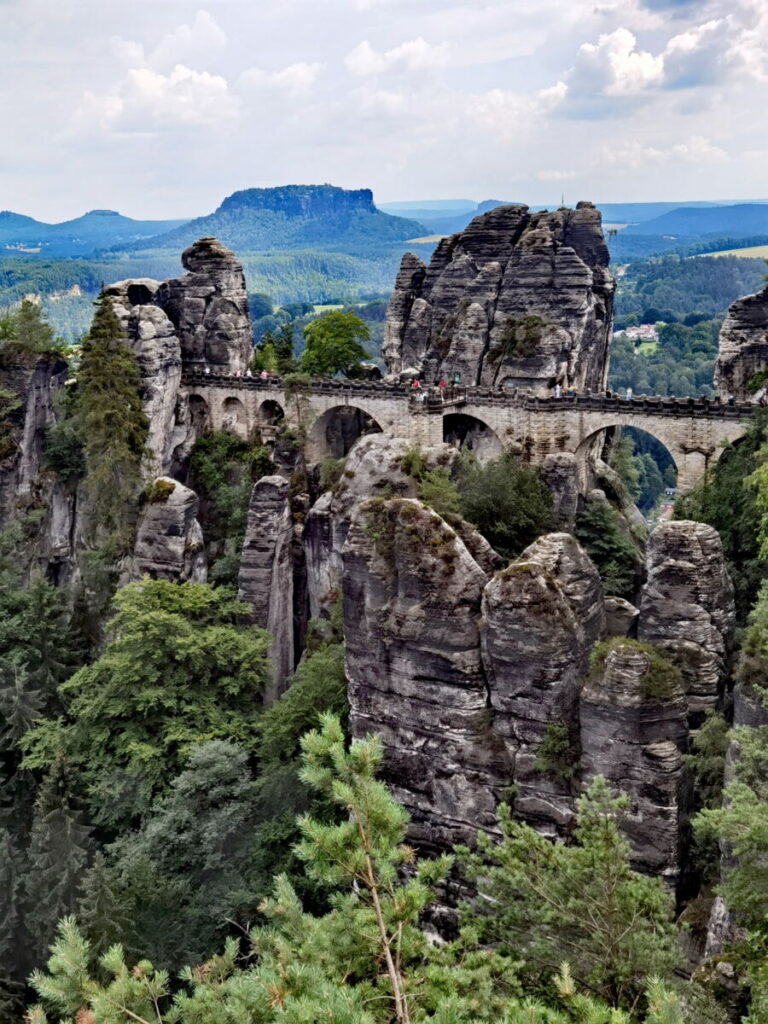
<box><xmin>2</xmin><ymin>295</ymin><xmax>768</xmax><ymax>1022</ymax></box>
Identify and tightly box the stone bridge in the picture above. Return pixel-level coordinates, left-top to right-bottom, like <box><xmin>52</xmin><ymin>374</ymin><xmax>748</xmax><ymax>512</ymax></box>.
<box><xmin>180</xmin><ymin>371</ymin><xmax>754</xmax><ymax>493</ymax></box>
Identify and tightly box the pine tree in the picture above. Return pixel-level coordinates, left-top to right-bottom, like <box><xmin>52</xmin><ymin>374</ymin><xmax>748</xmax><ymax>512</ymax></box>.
<box><xmin>23</xmin><ymin>755</ymin><xmax>91</xmax><ymax>964</ymax></box>
<box><xmin>14</xmin><ymin>299</ymin><xmax>57</xmax><ymax>354</ymax></box>
<box><xmin>76</xmin><ymin>292</ymin><xmax>148</xmax><ymax>544</ymax></box>
<box><xmin>77</xmin><ymin>852</ymin><xmax>130</xmax><ymax>959</ymax></box>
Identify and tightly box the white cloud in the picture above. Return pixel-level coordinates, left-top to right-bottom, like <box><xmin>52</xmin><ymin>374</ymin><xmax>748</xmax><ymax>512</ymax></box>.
<box><xmin>149</xmin><ymin>10</ymin><xmax>227</xmax><ymax>70</ymax></box>
<box><xmin>603</xmin><ymin>134</ymin><xmax>729</xmax><ymax>168</ymax></box>
<box><xmin>240</xmin><ymin>62</ymin><xmax>322</xmax><ymax>97</ymax></box>
<box><xmin>662</xmin><ymin>19</ymin><xmax>727</xmax><ymax>87</ymax></box>
<box><xmin>73</xmin><ymin>64</ymin><xmax>236</xmax><ymax>135</ymax></box>
<box><xmin>345</xmin><ymin>36</ymin><xmax>448</xmax><ymax>75</ymax></box>
<box><xmin>574</xmin><ymin>28</ymin><xmax>664</xmax><ymax>97</ymax></box>
<box><xmin>538</xmin><ymin>169</ymin><xmax>577</xmax><ymax>181</ymax></box>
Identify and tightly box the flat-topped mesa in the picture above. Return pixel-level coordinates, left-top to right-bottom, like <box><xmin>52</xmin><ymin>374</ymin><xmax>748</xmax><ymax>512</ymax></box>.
<box><xmin>383</xmin><ymin>201</ymin><xmax>615</xmax><ymax>394</ymax></box>
<box><xmin>714</xmin><ymin>283</ymin><xmax>768</xmax><ymax>402</ymax></box>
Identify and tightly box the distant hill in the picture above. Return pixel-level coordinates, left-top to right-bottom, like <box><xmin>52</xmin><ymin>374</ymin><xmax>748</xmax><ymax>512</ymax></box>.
<box><xmin>0</xmin><ymin>209</ymin><xmax>189</xmax><ymax>257</ymax></box>
<box><xmin>125</xmin><ymin>185</ymin><xmax>426</xmax><ymax>254</ymax></box>
<box><xmin>630</xmin><ymin>204</ymin><xmax>768</xmax><ymax>238</ymax></box>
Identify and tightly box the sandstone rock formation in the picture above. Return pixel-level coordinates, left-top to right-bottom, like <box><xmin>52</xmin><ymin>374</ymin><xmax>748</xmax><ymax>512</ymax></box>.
<box><xmin>103</xmin><ymin>279</ymin><xmax>182</xmax><ymax>476</ymax></box>
<box><xmin>305</xmin><ymin>433</ymin><xmax>459</xmax><ymax>618</ymax></box>
<box><xmin>580</xmin><ymin>640</ymin><xmax>689</xmax><ymax>882</ymax></box>
<box><xmin>638</xmin><ymin>521</ymin><xmax>735</xmax><ymax>724</ymax></box>
<box><xmin>482</xmin><ymin>535</ymin><xmax>602</xmax><ymax>833</ymax></box>
<box><xmin>344</xmin><ymin>497</ymin><xmax>502</xmax><ymax>850</ymax></box>
<box><xmin>238</xmin><ymin>475</ymin><xmax>294</xmax><ymax>703</ymax></box>
<box><xmin>383</xmin><ymin>202</ymin><xmax>615</xmax><ymax>394</ymax></box>
<box><xmin>714</xmin><ymin>283</ymin><xmax>768</xmax><ymax>401</ymax></box>
<box><xmin>132</xmin><ymin>478</ymin><xmax>207</xmax><ymax>583</ymax></box>
<box><xmin>605</xmin><ymin>596</ymin><xmax>640</xmax><ymax>637</ymax></box>
<box><xmin>156</xmin><ymin>237</ymin><xmax>252</xmax><ymax>374</ymax></box>
<box><xmin>104</xmin><ymin>237</ymin><xmax>254</xmax><ymax>475</ymax></box>
<box><xmin>539</xmin><ymin>452</ymin><xmax>580</xmax><ymax>530</ymax></box>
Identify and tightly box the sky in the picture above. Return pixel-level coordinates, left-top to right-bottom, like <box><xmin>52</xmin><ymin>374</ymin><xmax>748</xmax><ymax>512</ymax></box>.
<box><xmin>1</xmin><ymin>0</ymin><xmax>767</xmax><ymax>220</ymax></box>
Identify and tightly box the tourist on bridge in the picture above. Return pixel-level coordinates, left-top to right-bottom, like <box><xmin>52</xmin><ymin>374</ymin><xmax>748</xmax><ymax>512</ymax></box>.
<box><xmin>411</xmin><ymin>378</ymin><xmax>421</xmax><ymax>390</ymax></box>
<box><xmin>625</xmin><ymin>387</ymin><xmax>633</xmax><ymax>401</ymax></box>
<box><xmin>554</xmin><ymin>383</ymin><xmax>562</xmax><ymax>399</ymax></box>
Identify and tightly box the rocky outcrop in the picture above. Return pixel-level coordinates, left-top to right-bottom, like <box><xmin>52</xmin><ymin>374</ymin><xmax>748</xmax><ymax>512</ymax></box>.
<box><xmin>344</xmin><ymin>497</ymin><xmax>502</xmax><ymax>851</ymax></box>
<box><xmin>714</xmin><ymin>284</ymin><xmax>768</xmax><ymax>401</ymax></box>
<box><xmin>305</xmin><ymin>433</ymin><xmax>459</xmax><ymax>618</ymax></box>
<box><xmin>103</xmin><ymin>237</ymin><xmax>254</xmax><ymax>475</ymax></box>
<box><xmin>238</xmin><ymin>476</ymin><xmax>294</xmax><ymax>704</ymax></box>
<box><xmin>103</xmin><ymin>279</ymin><xmax>182</xmax><ymax>476</ymax></box>
<box><xmin>383</xmin><ymin>202</ymin><xmax>615</xmax><ymax>394</ymax></box>
<box><xmin>131</xmin><ymin>478</ymin><xmax>206</xmax><ymax>583</ymax></box>
<box><xmin>605</xmin><ymin>596</ymin><xmax>640</xmax><ymax>637</ymax></box>
<box><xmin>0</xmin><ymin>353</ymin><xmax>68</xmax><ymax>523</ymax></box>
<box><xmin>580</xmin><ymin>640</ymin><xmax>689</xmax><ymax>883</ymax></box>
<box><xmin>638</xmin><ymin>521</ymin><xmax>735</xmax><ymax>724</ymax></box>
<box><xmin>540</xmin><ymin>452</ymin><xmax>580</xmax><ymax>530</ymax></box>
<box><xmin>481</xmin><ymin>535</ymin><xmax>601</xmax><ymax>833</ymax></box>
<box><xmin>156</xmin><ymin>237</ymin><xmax>252</xmax><ymax>373</ymax></box>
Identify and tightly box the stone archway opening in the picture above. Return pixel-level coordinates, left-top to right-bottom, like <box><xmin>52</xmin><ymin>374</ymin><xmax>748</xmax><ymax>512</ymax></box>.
<box><xmin>188</xmin><ymin>394</ymin><xmax>211</xmax><ymax>436</ymax></box>
<box><xmin>577</xmin><ymin>425</ymin><xmax>678</xmax><ymax>520</ymax></box>
<box><xmin>443</xmin><ymin>413</ymin><xmax>503</xmax><ymax>462</ymax></box>
<box><xmin>221</xmin><ymin>396</ymin><xmax>248</xmax><ymax>437</ymax></box>
<box><xmin>259</xmin><ymin>399</ymin><xmax>285</xmax><ymax>426</ymax></box>
<box><xmin>309</xmin><ymin>405</ymin><xmax>383</xmax><ymax>460</ymax></box>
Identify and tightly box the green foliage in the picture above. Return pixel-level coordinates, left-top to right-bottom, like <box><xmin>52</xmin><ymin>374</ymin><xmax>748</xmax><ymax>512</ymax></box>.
<box><xmin>675</xmin><ymin>413</ymin><xmax>768</xmax><ymax>621</ymax></box>
<box><xmin>42</xmin><ymin>419</ymin><xmax>85</xmax><ymax>482</ymax></box>
<box><xmin>22</xmin><ymin>579</ymin><xmax>270</xmax><ymax>828</ymax></box>
<box><xmin>252</xmin><ymin>321</ymin><xmax>296</xmax><ymax>374</ymax></box>
<box><xmin>300</xmin><ymin>310</ymin><xmax>370</xmax><ymax>376</ymax></box>
<box><xmin>488</xmin><ymin>315</ymin><xmax>547</xmax><ymax>380</ymax></box>
<box><xmin>189</xmin><ymin>432</ymin><xmax>273</xmax><ymax>585</ymax></box>
<box><xmin>533</xmin><ymin>722</ymin><xmax>580</xmax><ymax>782</ymax></box>
<box><xmin>609</xmin><ymin>435</ymin><xmax>641</xmax><ymax>501</ymax></box>
<box><xmin>608</xmin><ymin>318</ymin><xmax>721</xmax><ymax>398</ymax></box>
<box><xmin>319</xmin><ymin>455</ymin><xmax>347</xmax><ymax>493</ymax></box>
<box><xmin>460</xmin><ymin>776</ymin><xmax>681</xmax><ymax>1012</ymax></box>
<box><xmin>417</xmin><ymin>468</ymin><xmax>461</xmax><ymax>519</ymax></box>
<box><xmin>455</xmin><ymin>451</ymin><xmax>554</xmax><ymax>560</ymax></box>
<box><xmin>747</xmin><ymin>369</ymin><xmax>768</xmax><ymax>395</ymax></box>
<box><xmin>575</xmin><ymin>500</ymin><xmax>638</xmax><ymax>598</ymax></box>
<box><xmin>144</xmin><ymin>479</ymin><xmax>176</xmax><ymax>504</ymax></box>
<box><xmin>588</xmin><ymin>639</ymin><xmax>682</xmax><ymax>701</ymax></box>
<box><xmin>76</xmin><ymin>293</ymin><xmax>148</xmax><ymax>544</ymax></box>
<box><xmin>0</xmin><ymin>299</ymin><xmax>68</xmax><ymax>360</ymax></box>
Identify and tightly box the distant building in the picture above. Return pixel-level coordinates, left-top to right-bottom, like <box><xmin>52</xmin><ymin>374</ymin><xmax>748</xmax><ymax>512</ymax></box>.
<box><xmin>615</xmin><ymin>324</ymin><xmax>659</xmax><ymax>343</ymax></box>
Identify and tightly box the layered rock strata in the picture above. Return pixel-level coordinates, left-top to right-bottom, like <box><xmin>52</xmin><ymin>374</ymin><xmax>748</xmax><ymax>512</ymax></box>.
<box><xmin>238</xmin><ymin>475</ymin><xmax>294</xmax><ymax>703</ymax></box>
<box><xmin>580</xmin><ymin>641</ymin><xmax>689</xmax><ymax>882</ymax></box>
<box><xmin>638</xmin><ymin>521</ymin><xmax>735</xmax><ymax>724</ymax></box>
<box><xmin>344</xmin><ymin>498</ymin><xmax>501</xmax><ymax>850</ymax></box>
<box><xmin>482</xmin><ymin>534</ymin><xmax>603</xmax><ymax>832</ymax></box>
<box><xmin>383</xmin><ymin>202</ymin><xmax>615</xmax><ymax>394</ymax></box>
<box><xmin>304</xmin><ymin>434</ymin><xmax>460</xmax><ymax>618</ymax></box>
<box><xmin>714</xmin><ymin>283</ymin><xmax>768</xmax><ymax>401</ymax></box>
<box><xmin>104</xmin><ymin>237</ymin><xmax>253</xmax><ymax>475</ymax></box>
<box><xmin>131</xmin><ymin>478</ymin><xmax>207</xmax><ymax>583</ymax></box>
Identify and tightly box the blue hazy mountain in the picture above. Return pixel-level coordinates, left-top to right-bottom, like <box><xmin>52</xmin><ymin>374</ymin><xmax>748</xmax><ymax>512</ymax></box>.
<box><xmin>123</xmin><ymin>185</ymin><xmax>426</xmax><ymax>253</ymax></box>
<box><xmin>0</xmin><ymin>209</ymin><xmax>189</xmax><ymax>257</ymax></box>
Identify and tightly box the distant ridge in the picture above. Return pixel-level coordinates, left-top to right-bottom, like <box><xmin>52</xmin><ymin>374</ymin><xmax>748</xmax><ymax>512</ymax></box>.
<box><xmin>0</xmin><ymin>209</ymin><xmax>189</xmax><ymax>257</ymax></box>
<box><xmin>123</xmin><ymin>184</ymin><xmax>426</xmax><ymax>254</ymax></box>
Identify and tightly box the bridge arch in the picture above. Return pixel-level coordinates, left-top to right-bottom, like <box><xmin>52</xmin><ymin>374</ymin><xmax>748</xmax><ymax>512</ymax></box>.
<box><xmin>576</xmin><ymin>424</ymin><xmax>679</xmax><ymax>513</ymax></box>
<box><xmin>443</xmin><ymin>412</ymin><xmax>503</xmax><ymax>462</ymax></box>
<box><xmin>308</xmin><ymin>404</ymin><xmax>383</xmax><ymax>461</ymax></box>
<box><xmin>221</xmin><ymin>396</ymin><xmax>248</xmax><ymax>438</ymax></box>
<box><xmin>259</xmin><ymin>399</ymin><xmax>284</xmax><ymax>426</ymax></box>
<box><xmin>187</xmin><ymin>394</ymin><xmax>211</xmax><ymax>436</ymax></box>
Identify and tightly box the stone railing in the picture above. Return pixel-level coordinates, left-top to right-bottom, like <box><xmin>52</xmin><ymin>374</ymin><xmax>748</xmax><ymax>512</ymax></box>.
<box><xmin>179</xmin><ymin>369</ymin><xmax>755</xmax><ymax>420</ymax></box>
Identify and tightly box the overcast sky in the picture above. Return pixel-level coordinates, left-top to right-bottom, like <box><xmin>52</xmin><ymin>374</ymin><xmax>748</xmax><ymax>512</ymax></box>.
<box><xmin>1</xmin><ymin>0</ymin><xmax>766</xmax><ymax>220</ymax></box>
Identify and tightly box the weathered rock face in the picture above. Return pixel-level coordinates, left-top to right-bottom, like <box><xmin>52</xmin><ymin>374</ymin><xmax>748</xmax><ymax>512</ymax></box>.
<box><xmin>344</xmin><ymin>497</ymin><xmax>503</xmax><ymax>851</ymax></box>
<box><xmin>481</xmin><ymin>535</ymin><xmax>601</xmax><ymax>833</ymax></box>
<box><xmin>238</xmin><ymin>475</ymin><xmax>294</xmax><ymax>704</ymax></box>
<box><xmin>580</xmin><ymin>641</ymin><xmax>689</xmax><ymax>882</ymax></box>
<box><xmin>383</xmin><ymin>202</ymin><xmax>615</xmax><ymax>394</ymax></box>
<box><xmin>605</xmin><ymin>596</ymin><xmax>640</xmax><ymax>638</ymax></box>
<box><xmin>0</xmin><ymin>354</ymin><xmax>68</xmax><ymax>523</ymax></box>
<box><xmin>305</xmin><ymin>433</ymin><xmax>460</xmax><ymax>618</ymax></box>
<box><xmin>714</xmin><ymin>283</ymin><xmax>768</xmax><ymax>401</ymax></box>
<box><xmin>131</xmin><ymin>478</ymin><xmax>207</xmax><ymax>583</ymax></box>
<box><xmin>156</xmin><ymin>237</ymin><xmax>252</xmax><ymax>374</ymax></box>
<box><xmin>104</xmin><ymin>238</ymin><xmax>254</xmax><ymax>475</ymax></box>
<box><xmin>539</xmin><ymin>452</ymin><xmax>580</xmax><ymax>530</ymax></box>
<box><xmin>103</xmin><ymin>279</ymin><xmax>182</xmax><ymax>477</ymax></box>
<box><xmin>638</xmin><ymin>521</ymin><xmax>735</xmax><ymax>724</ymax></box>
